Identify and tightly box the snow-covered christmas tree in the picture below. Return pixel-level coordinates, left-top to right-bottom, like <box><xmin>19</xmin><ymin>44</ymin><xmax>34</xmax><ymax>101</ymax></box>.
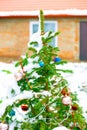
<box><xmin>0</xmin><ymin>10</ymin><xmax>87</xmax><ymax>130</ymax></box>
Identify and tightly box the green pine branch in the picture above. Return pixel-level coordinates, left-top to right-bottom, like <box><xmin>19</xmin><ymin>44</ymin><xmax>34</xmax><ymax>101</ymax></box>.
<box><xmin>40</xmin><ymin>10</ymin><xmax>44</xmax><ymax>34</ymax></box>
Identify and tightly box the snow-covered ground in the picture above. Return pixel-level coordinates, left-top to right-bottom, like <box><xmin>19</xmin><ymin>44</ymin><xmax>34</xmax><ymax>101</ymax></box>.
<box><xmin>0</xmin><ymin>61</ymin><xmax>87</xmax><ymax>122</ymax></box>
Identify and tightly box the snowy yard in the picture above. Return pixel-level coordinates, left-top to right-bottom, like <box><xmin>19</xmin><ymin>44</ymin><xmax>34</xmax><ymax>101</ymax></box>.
<box><xmin>0</xmin><ymin>61</ymin><xmax>87</xmax><ymax>129</ymax></box>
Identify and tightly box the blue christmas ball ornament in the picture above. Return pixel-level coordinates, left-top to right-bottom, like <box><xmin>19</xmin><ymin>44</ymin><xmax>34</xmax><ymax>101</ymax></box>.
<box><xmin>39</xmin><ymin>61</ymin><xmax>44</xmax><ymax>67</ymax></box>
<box><xmin>9</xmin><ymin>109</ymin><xmax>15</xmax><ymax>116</ymax></box>
<box><xmin>54</xmin><ymin>57</ymin><xmax>61</xmax><ymax>62</ymax></box>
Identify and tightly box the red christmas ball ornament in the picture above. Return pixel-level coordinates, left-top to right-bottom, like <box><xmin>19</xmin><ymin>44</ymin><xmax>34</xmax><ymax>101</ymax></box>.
<box><xmin>72</xmin><ymin>103</ymin><xmax>78</xmax><ymax>111</ymax></box>
<box><xmin>21</xmin><ymin>104</ymin><xmax>29</xmax><ymax>111</ymax></box>
<box><xmin>62</xmin><ymin>95</ymin><xmax>72</xmax><ymax>105</ymax></box>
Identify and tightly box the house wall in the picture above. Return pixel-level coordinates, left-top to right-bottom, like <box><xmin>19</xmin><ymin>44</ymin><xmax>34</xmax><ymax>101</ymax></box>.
<box><xmin>0</xmin><ymin>17</ymin><xmax>85</xmax><ymax>62</ymax></box>
<box><xmin>0</xmin><ymin>18</ymin><xmax>29</xmax><ymax>62</ymax></box>
<box><xmin>58</xmin><ymin>19</ymin><xmax>79</xmax><ymax>61</ymax></box>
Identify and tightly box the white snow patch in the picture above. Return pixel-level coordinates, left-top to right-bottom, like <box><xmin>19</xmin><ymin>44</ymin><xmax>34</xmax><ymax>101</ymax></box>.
<box><xmin>53</xmin><ymin>126</ymin><xmax>68</xmax><ymax>130</ymax></box>
<box><xmin>0</xmin><ymin>9</ymin><xmax>87</xmax><ymax>16</ymax></box>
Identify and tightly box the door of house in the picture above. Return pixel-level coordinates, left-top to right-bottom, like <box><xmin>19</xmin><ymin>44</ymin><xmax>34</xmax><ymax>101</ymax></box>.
<box><xmin>80</xmin><ymin>22</ymin><xmax>87</xmax><ymax>60</ymax></box>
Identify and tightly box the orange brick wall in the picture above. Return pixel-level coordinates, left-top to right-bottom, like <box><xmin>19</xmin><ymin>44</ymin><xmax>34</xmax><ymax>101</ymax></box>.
<box><xmin>58</xmin><ymin>19</ymin><xmax>79</xmax><ymax>61</ymax></box>
<box><xmin>0</xmin><ymin>18</ymin><xmax>29</xmax><ymax>62</ymax></box>
<box><xmin>0</xmin><ymin>17</ymin><xmax>85</xmax><ymax>62</ymax></box>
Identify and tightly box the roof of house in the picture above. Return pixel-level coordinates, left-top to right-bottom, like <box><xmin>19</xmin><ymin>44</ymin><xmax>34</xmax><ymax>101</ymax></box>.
<box><xmin>0</xmin><ymin>0</ymin><xmax>87</xmax><ymax>17</ymax></box>
<box><xmin>0</xmin><ymin>0</ymin><xmax>87</xmax><ymax>11</ymax></box>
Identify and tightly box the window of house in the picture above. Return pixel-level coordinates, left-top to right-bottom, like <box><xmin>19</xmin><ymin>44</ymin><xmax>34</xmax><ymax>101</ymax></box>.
<box><xmin>30</xmin><ymin>21</ymin><xmax>58</xmax><ymax>47</ymax></box>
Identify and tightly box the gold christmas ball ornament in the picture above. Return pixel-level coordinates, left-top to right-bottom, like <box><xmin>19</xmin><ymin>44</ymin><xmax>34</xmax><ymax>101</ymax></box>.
<box><xmin>61</xmin><ymin>87</ymin><xmax>71</xmax><ymax>96</ymax></box>
<box><xmin>14</xmin><ymin>72</ymin><xmax>23</xmax><ymax>81</ymax></box>
<box><xmin>0</xmin><ymin>123</ymin><xmax>8</xmax><ymax>130</ymax></box>
<box><xmin>62</xmin><ymin>96</ymin><xmax>72</xmax><ymax>105</ymax></box>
